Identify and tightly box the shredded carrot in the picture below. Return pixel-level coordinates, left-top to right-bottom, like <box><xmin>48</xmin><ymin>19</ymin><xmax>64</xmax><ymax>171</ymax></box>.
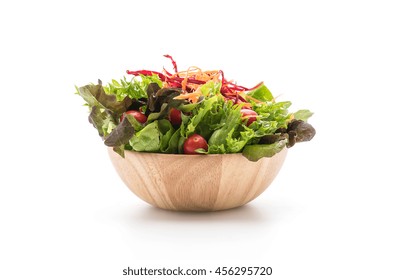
<box><xmin>173</xmin><ymin>92</ymin><xmax>200</xmax><ymax>103</ymax></box>
<box><xmin>168</xmin><ymin>67</ymin><xmax>223</xmax><ymax>102</ymax></box>
<box><xmin>174</xmin><ymin>67</ymin><xmax>221</xmax><ymax>91</ymax></box>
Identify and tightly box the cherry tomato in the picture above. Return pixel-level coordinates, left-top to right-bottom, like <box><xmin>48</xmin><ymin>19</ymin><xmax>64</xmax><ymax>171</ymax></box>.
<box><xmin>169</xmin><ymin>108</ymin><xmax>182</xmax><ymax>126</ymax></box>
<box><xmin>240</xmin><ymin>109</ymin><xmax>258</xmax><ymax>126</ymax></box>
<box><xmin>183</xmin><ymin>134</ymin><xmax>208</xmax><ymax>154</ymax></box>
<box><xmin>120</xmin><ymin>110</ymin><xmax>147</xmax><ymax>124</ymax></box>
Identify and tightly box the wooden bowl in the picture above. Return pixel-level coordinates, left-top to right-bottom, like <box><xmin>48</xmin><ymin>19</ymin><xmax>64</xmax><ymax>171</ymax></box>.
<box><xmin>108</xmin><ymin>148</ymin><xmax>287</xmax><ymax>211</ymax></box>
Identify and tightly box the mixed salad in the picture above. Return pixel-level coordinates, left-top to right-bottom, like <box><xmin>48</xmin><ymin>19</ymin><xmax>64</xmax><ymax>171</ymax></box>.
<box><xmin>76</xmin><ymin>55</ymin><xmax>315</xmax><ymax>161</ymax></box>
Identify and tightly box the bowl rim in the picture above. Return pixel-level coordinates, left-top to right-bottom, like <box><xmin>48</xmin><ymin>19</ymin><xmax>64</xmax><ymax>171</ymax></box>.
<box><xmin>109</xmin><ymin>147</ymin><xmax>287</xmax><ymax>159</ymax></box>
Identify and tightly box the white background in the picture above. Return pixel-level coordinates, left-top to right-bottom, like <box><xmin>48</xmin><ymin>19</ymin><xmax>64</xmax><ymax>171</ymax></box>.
<box><xmin>1</xmin><ymin>0</ymin><xmax>394</xmax><ymax>279</ymax></box>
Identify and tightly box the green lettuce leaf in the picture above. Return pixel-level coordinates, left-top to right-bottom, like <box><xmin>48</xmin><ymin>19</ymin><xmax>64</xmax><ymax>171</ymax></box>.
<box><xmin>177</xmin><ymin>113</ymin><xmax>192</xmax><ymax>153</ymax></box>
<box><xmin>246</xmin><ymin>84</ymin><xmax>274</xmax><ymax>102</ymax></box>
<box><xmin>293</xmin><ymin>109</ymin><xmax>314</xmax><ymax>122</ymax></box>
<box><xmin>112</xmin><ymin>145</ymin><xmax>126</xmax><ymax>158</ymax></box>
<box><xmin>129</xmin><ymin>119</ymin><xmax>177</xmax><ymax>153</ymax></box>
<box><xmin>129</xmin><ymin>121</ymin><xmax>161</xmax><ymax>152</ymax></box>
<box><xmin>242</xmin><ymin>140</ymin><xmax>287</xmax><ymax>162</ymax></box>
<box><xmin>178</xmin><ymin>100</ymin><xmax>203</xmax><ymax>112</ymax></box>
<box><xmin>158</xmin><ymin>119</ymin><xmax>175</xmax><ymax>152</ymax></box>
<box><xmin>163</xmin><ymin>128</ymin><xmax>181</xmax><ymax>154</ymax></box>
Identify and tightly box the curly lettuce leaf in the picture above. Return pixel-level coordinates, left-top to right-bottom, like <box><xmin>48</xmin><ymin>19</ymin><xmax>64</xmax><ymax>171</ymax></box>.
<box><xmin>249</xmin><ymin>120</ymin><xmax>279</xmax><ymax>138</ymax></box>
<box><xmin>200</xmin><ymin>81</ymin><xmax>221</xmax><ymax>97</ymax></box>
<box><xmin>253</xmin><ymin>101</ymin><xmax>292</xmax><ymax>133</ymax></box>
<box><xmin>103</xmin><ymin>75</ymin><xmax>163</xmax><ymax>101</ymax></box>
<box><xmin>191</xmin><ymin>104</ymin><xmax>224</xmax><ymax>140</ymax></box>
<box><xmin>207</xmin><ymin>144</ymin><xmax>226</xmax><ymax>154</ymax></box>
<box><xmin>208</xmin><ymin>104</ymin><xmax>241</xmax><ymax>147</ymax></box>
<box><xmin>186</xmin><ymin>95</ymin><xmax>221</xmax><ymax>137</ymax></box>
<box><xmin>226</xmin><ymin>125</ymin><xmax>255</xmax><ymax>153</ymax></box>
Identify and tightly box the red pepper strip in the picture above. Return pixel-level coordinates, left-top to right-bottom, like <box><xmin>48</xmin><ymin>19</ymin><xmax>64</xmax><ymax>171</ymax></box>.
<box><xmin>162</xmin><ymin>67</ymin><xmax>173</xmax><ymax>77</ymax></box>
<box><xmin>163</xmin><ymin>54</ymin><xmax>179</xmax><ymax>74</ymax></box>
<box><xmin>168</xmin><ymin>76</ymin><xmax>206</xmax><ymax>85</ymax></box>
<box><xmin>218</xmin><ymin>70</ymin><xmax>226</xmax><ymax>88</ymax></box>
<box><xmin>218</xmin><ymin>71</ymin><xmax>243</xmax><ymax>95</ymax></box>
<box><xmin>227</xmin><ymin>84</ymin><xmax>248</xmax><ymax>91</ymax></box>
<box><xmin>246</xmin><ymin>81</ymin><xmax>264</xmax><ymax>91</ymax></box>
<box><xmin>168</xmin><ymin>81</ymin><xmax>183</xmax><ymax>88</ymax></box>
<box><xmin>221</xmin><ymin>87</ymin><xmax>230</xmax><ymax>94</ymax></box>
<box><xmin>222</xmin><ymin>81</ymin><xmax>263</xmax><ymax>93</ymax></box>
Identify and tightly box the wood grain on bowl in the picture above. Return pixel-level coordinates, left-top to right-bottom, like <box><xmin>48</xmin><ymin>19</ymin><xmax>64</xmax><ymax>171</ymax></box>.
<box><xmin>108</xmin><ymin>148</ymin><xmax>287</xmax><ymax>211</ymax></box>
